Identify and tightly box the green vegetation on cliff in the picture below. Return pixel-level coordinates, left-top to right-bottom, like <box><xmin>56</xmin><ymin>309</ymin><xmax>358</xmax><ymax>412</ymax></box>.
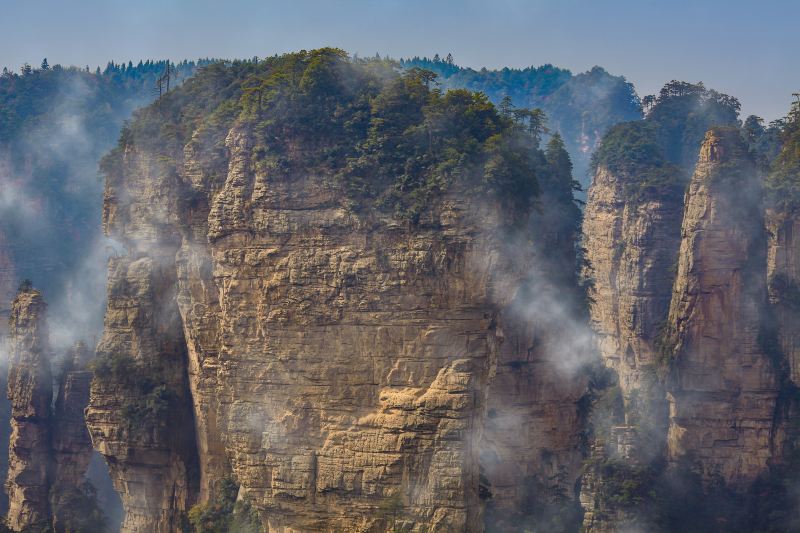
<box><xmin>400</xmin><ymin>55</ymin><xmax>643</xmax><ymax>183</ymax></box>
<box><xmin>107</xmin><ymin>49</ymin><xmax>549</xmax><ymax>222</ymax></box>
<box><xmin>91</xmin><ymin>352</ymin><xmax>174</xmax><ymax>427</ymax></box>
<box><xmin>642</xmin><ymin>81</ymin><xmax>741</xmax><ymax>169</ymax></box>
<box><xmin>591</xmin><ymin>121</ymin><xmax>683</xmax><ymax>201</ymax></box>
<box><xmin>766</xmin><ymin>97</ymin><xmax>800</xmax><ymax>213</ymax></box>
<box><xmin>188</xmin><ymin>478</ymin><xmax>262</xmax><ymax>533</ymax></box>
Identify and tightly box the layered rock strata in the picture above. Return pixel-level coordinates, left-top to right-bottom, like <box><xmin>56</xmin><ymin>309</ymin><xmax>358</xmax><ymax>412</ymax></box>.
<box><xmin>85</xmin><ymin>113</ymin><xmax>587</xmax><ymax>531</ymax></box>
<box><xmin>4</xmin><ymin>289</ymin><xmax>98</xmax><ymax>531</ymax></box>
<box><xmin>86</xmin><ymin>250</ymin><xmax>199</xmax><ymax>533</ymax></box>
<box><xmin>580</xmin><ymin>163</ymin><xmax>683</xmax><ymax>531</ymax></box>
<box><xmin>665</xmin><ymin>128</ymin><xmax>779</xmax><ymax>484</ymax></box>
<box><xmin>5</xmin><ymin>289</ymin><xmax>52</xmax><ymax>530</ymax></box>
<box><xmin>582</xmin><ymin>165</ymin><xmax>683</xmax><ymax>397</ymax></box>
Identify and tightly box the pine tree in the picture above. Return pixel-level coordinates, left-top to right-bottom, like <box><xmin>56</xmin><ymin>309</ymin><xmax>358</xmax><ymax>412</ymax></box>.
<box><xmin>40</xmin><ymin>58</ymin><xmax>49</xmax><ymax>70</ymax></box>
<box><xmin>499</xmin><ymin>95</ymin><xmax>514</xmax><ymax>117</ymax></box>
<box><xmin>446</xmin><ymin>53</ymin><xmax>453</xmax><ymax>65</ymax></box>
<box><xmin>433</xmin><ymin>53</ymin><xmax>441</xmax><ymax>62</ymax></box>
<box><xmin>545</xmin><ymin>133</ymin><xmax>574</xmax><ymax>194</ymax></box>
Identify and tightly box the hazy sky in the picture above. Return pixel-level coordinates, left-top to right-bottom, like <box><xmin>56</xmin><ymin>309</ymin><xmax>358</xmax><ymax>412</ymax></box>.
<box><xmin>2</xmin><ymin>0</ymin><xmax>798</xmax><ymax>121</ymax></box>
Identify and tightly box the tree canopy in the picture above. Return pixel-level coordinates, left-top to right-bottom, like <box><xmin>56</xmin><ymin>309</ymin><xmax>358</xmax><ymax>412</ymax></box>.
<box><xmin>109</xmin><ymin>49</ymin><xmax>549</xmax><ymax>223</ymax></box>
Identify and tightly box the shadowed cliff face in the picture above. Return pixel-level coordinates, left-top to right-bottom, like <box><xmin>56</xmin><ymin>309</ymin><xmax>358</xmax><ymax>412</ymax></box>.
<box><xmin>767</xmin><ymin>213</ymin><xmax>800</xmax><ymax>385</ymax></box>
<box><xmin>578</xmin><ymin>125</ymin><xmax>794</xmax><ymax>531</ymax></box>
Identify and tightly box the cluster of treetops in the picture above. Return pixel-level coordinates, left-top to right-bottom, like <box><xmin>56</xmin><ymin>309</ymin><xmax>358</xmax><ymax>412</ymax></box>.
<box><xmin>102</xmin><ymin>48</ymin><xmax>580</xmax><ymax>223</ymax></box>
<box><xmin>591</xmin><ymin>79</ymin><xmax>800</xmax><ymax>212</ymax></box>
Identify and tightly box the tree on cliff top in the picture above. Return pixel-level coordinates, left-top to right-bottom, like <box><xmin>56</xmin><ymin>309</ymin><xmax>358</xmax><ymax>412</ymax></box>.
<box><xmin>643</xmin><ymin>80</ymin><xmax>740</xmax><ymax>170</ymax></box>
<box><xmin>766</xmin><ymin>96</ymin><xmax>800</xmax><ymax>213</ymax></box>
<box><xmin>590</xmin><ymin>79</ymin><xmax>741</xmax><ymax>202</ymax></box>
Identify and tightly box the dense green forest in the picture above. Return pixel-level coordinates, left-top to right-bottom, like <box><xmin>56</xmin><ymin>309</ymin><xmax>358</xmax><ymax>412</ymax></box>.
<box><xmin>107</xmin><ymin>49</ymin><xmax>578</xmax><ymax>223</ymax></box>
<box><xmin>400</xmin><ymin>55</ymin><xmax>643</xmax><ymax>185</ymax></box>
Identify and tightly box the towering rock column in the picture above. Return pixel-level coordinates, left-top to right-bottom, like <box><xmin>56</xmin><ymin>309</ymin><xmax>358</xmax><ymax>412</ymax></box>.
<box><xmin>582</xmin><ymin>163</ymin><xmax>683</xmax><ymax>397</ymax></box>
<box><xmin>580</xmin><ymin>160</ymin><xmax>684</xmax><ymax>531</ymax></box>
<box><xmin>666</xmin><ymin>128</ymin><xmax>779</xmax><ymax>484</ymax></box>
<box><xmin>86</xmin><ymin>254</ymin><xmax>199</xmax><ymax>533</ymax></box>
<box><xmin>5</xmin><ymin>287</ymin><xmax>52</xmax><ymax>530</ymax></box>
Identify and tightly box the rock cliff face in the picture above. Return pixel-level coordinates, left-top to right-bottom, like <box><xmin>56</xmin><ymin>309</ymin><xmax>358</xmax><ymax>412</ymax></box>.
<box><xmin>580</xmin><ymin>163</ymin><xmax>684</xmax><ymax>530</ymax></box>
<box><xmin>582</xmin><ymin>165</ymin><xmax>683</xmax><ymax>396</ymax></box>
<box><xmin>86</xmin><ymin>249</ymin><xmax>199</xmax><ymax>533</ymax></box>
<box><xmin>4</xmin><ymin>290</ymin><xmax>98</xmax><ymax>531</ymax></box>
<box><xmin>52</xmin><ymin>342</ymin><xmax>93</xmax><ymax>485</ymax></box>
<box><xmin>665</xmin><ymin>128</ymin><xmax>779</xmax><ymax>484</ymax></box>
<box><xmin>480</xmin><ymin>207</ymin><xmax>587</xmax><ymax>530</ymax></box>
<box><xmin>579</xmin><ymin>126</ymin><xmax>796</xmax><ymax>530</ymax></box>
<box><xmin>85</xmin><ymin>56</ymin><xmax>800</xmax><ymax>531</ymax></box>
<box><xmin>87</xmin><ymin>115</ymin><xmax>585</xmax><ymax>532</ymax></box>
<box><xmin>50</xmin><ymin>341</ymin><xmax>96</xmax><ymax>531</ymax></box>
<box><xmin>5</xmin><ymin>289</ymin><xmax>51</xmax><ymax>531</ymax></box>
<box><xmin>767</xmin><ymin>212</ymin><xmax>800</xmax><ymax>386</ymax></box>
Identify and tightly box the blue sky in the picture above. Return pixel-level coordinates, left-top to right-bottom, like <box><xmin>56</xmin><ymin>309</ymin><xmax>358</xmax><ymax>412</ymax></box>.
<box><xmin>2</xmin><ymin>0</ymin><xmax>798</xmax><ymax>121</ymax></box>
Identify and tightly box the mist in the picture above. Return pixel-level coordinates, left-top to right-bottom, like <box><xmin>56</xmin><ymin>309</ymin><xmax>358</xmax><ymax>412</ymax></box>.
<box><xmin>0</xmin><ymin>59</ymin><xmax>201</xmax><ymax>531</ymax></box>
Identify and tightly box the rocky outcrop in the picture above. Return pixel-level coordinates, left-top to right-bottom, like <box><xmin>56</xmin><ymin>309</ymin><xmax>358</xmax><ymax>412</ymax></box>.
<box><xmin>582</xmin><ymin>165</ymin><xmax>683</xmax><ymax>397</ymax></box>
<box><xmin>87</xmin><ymin>112</ymin><xmax>578</xmax><ymax>531</ymax></box>
<box><xmin>579</xmin><ymin>162</ymin><xmax>683</xmax><ymax>531</ymax></box>
<box><xmin>5</xmin><ymin>289</ymin><xmax>99</xmax><ymax>531</ymax></box>
<box><xmin>5</xmin><ymin>289</ymin><xmax>52</xmax><ymax>530</ymax></box>
<box><xmin>86</xmin><ymin>251</ymin><xmax>199</xmax><ymax>533</ymax></box>
<box><xmin>665</xmin><ymin>128</ymin><xmax>779</xmax><ymax>484</ymax></box>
